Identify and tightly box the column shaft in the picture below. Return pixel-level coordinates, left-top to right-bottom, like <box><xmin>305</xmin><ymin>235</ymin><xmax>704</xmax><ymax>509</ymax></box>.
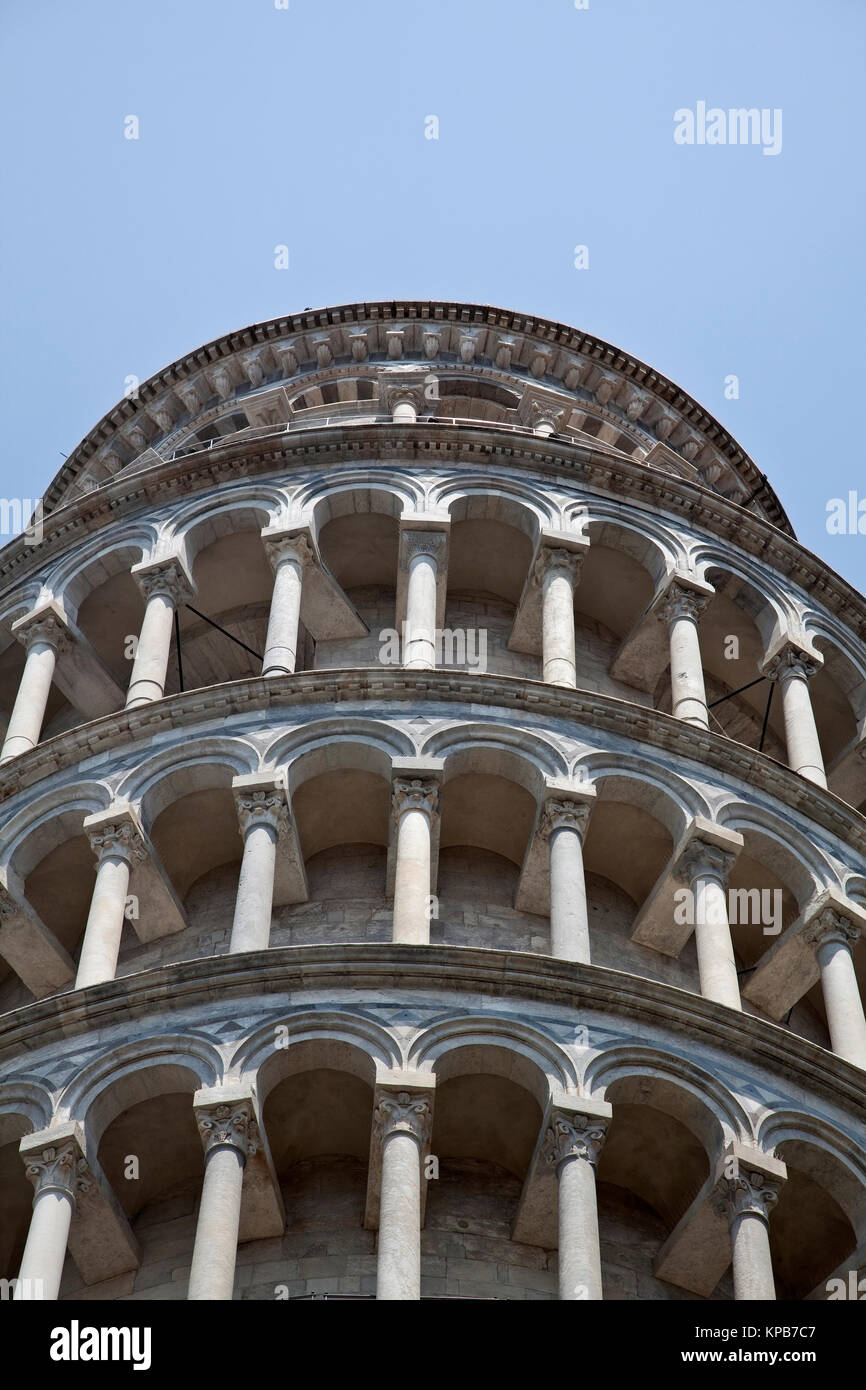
<box><xmin>668</xmin><ymin>610</ymin><xmax>709</xmax><ymax>729</ymax></box>
<box><xmin>731</xmin><ymin>1211</ymin><xmax>776</xmax><ymax>1300</ymax></box>
<box><xmin>14</xmin><ymin>1189</ymin><xmax>74</xmax><ymax>1300</ymax></box>
<box><xmin>125</xmin><ymin>590</ymin><xmax>176</xmax><ymax>708</ymax></box>
<box><xmin>778</xmin><ymin>669</ymin><xmax>827</xmax><ymax>787</ymax></box>
<box><xmin>229</xmin><ymin>821</ymin><xmax>278</xmax><ymax>953</ymax></box>
<box><xmin>392</xmin><ymin>807</ymin><xmax>431</xmax><ymax>945</ymax></box>
<box><xmin>404</xmin><ymin>551</ymin><xmax>437</xmax><ymax>670</ymax></box>
<box><xmin>549</xmin><ymin>823</ymin><xmax>590</xmax><ymax>962</ymax></box>
<box><xmin>541</xmin><ymin>562</ymin><xmax>576</xmax><ymax>687</ymax></box>
<box><xmin>377</xmin><ymin>1130</ymin><xmax>422</xmax><ymax>1300</ymax></box>
<box><xmin>557</xmin><ymin>1154</ymin><xmax>603</xmax><ymax>1300</ymax></box>
<box><xmin>693</xmin><ymin>874</ymin><xmax>742</xmax><ymax>1011</ymax></box>
<box><xmin>75</xmin><ymin>853</ymin><xmax>132</xmax><ymax>989</ymax></box>
<box><xmin>262</xmin><ymin>555</ymin><xmax>303</xmax><ymax>677</ymax></box>
<box><xmin>1</xmin><ymin>640</ymin><xmax>58</xmax><ymax>762</ymax></box>
<box><xmin>187</xmin><ymin>1146</ymin><xmax>245</xmax><ymax>1300</ymax></box>
<box><xmin>816</xmin><ymin>935</ymin><xmax>866</xmax><ymax>1068</ymax></box>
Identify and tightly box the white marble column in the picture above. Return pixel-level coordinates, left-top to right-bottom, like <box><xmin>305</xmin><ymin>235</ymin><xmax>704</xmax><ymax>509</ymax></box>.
<box><xmin>661</xmin><ymin>583</ymin><xmax>711</xmax><ymax>730</ymax></box>
<box><xmin>229</xmin><ymin>781</ymin><xmax>287</xmax><ymax>954</ymax></box>
<box><xmin>803</xmin><ymin>911</ymin><xmax>866</xmax><ymax>1068</ymax></box>
<box><xmin>763</xmin><ymin>647</ymin><xmax>827</xmax><ymax>788</ymax></box>
<box><xmin>538</xmin><ymin>548</ymin><xmax>581</xmax><ymax>688</ymax></box>
<box><xmin>76</xmin><ymin>817</ymin><xmax>146</xmax><ymax>989</ymax></box>
<box><xmin>374</xmin><ymin>1089</ymin><xmax>433</xmax><ymax>1300</ymax></box>
<box><xmin>14</xmin><ymin>1141</ymin><xmax>90</xmax><ymax>1300</ymax></box>
<box><xmin>543</xmin><ymin>1108</ymin><xmax>609</xmax><ymax>1301</ymax></box>
<box><xmin>1</xmin><ymin>610</ymin><xmax>70</xmax><ymax>763</ymax></box>
<box><xmin>541</xmin><ymin>797</ymin><xmax>593</xmax><ymax>962</ymax></box>
<box><xmin>261</xmin><ymin>531</ymin><xmax>311</xmax><ymax>677</ymax></box>
<box><xmin>675</xmin><ymin>840</ymin><xmax>741</xmax><ymax>1011</ymax></box>
<box><xmin>126</xmin><ymin>559</ymin><xmax>193</xmax><ymax>708</ymax></box>
<box><xmin>721</xmin><ymin>1170</ymin><xmax>781</xmax><ymax>1301</ymax></box>
<box><xmin>402</xmin><ymin>533</ymin><xmax>446</xmax><ymax>671</ymax></box>
<box><xmin>391</xmin><ymin>776</ymin><xmax>439</xmax><ymax>945</ymax></box>
<box><xmin>188</xmin><ymin>1101</ymin><xmax>258</xmax><ymax>1301</ymax></box>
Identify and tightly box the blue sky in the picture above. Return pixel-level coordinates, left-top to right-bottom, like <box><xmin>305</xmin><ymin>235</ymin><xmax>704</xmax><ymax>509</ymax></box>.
<box><xmin>1</xmin><ymin>0</ymin><xmax>864</xmax><ymax>587</ymax></box>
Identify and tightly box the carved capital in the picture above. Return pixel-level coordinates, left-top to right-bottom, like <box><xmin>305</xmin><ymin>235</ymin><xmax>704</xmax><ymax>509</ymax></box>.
<box><xmin>392</xmin><ymin>776</ymin><xmax>439</xmax><ymax>823</ymax></box>
<box><xmin>540</xmin><ymin>797</ymin><xmax>591</xmax><ymax>840</ymax></box>
<box><xmin>718</xmin><ymin>1170</ymin><xmax>782</xmax><ymax>1225</ymax></box>
<box><xmin>13</xmin><ymin>608</ymin><xmax>72</xmax><ymax>657</ymax></box>
<box><xmin>373</xmin><ymin>1090</ymin><xmax>434</xmax><ymax>1147</ymax></box>
<box><xmin>197</xmin><ymin>1101</ymin><xmax>259</xmax><ymax>1160</ymax></box>
<box><xmin>543</xmin><ymin>1110</ymin><xmax>609</xmax><ymax>1171</ymax></box>
<box><xmin>134</xmin><ymin>559</ymin><xmax>193</xmax><ymax>605</ymax></box>
<box><xmin>534</xmin><ymin>545</ymin><xmax>583</xmax><ymax>585</ymax></box>
<box><xmin>24</xmin><ymin>1141</ymin><xmax>91</xmax><ymax>1204</ymax></box>
<box><xmin>235</xmin><ymin>787</ymin><xmax>289</xmax><ymax>837</ymax></box>
<box><xmin>802</xmin><ymin>908</ymin><xmax>861</xmax><ymax>953</ymax></box>
<box><xmin>262</xmin><ymin>530</ymin><xmax>313</xmax><ymax>573</ymax></box>
<box><xmin>660</xmin><ymin>582</ymin><xmax>711</xmax><ymax>627</ymax></box>
<box><xmin>674</xmin><ymin>838</ymin><xmax>737</xmax><ymax>888</ymax></box>
<box><xmin>86</xmin><ymin>818</ymin><xmax>148</xmax><ymax>867</ymax></box>
<box><xmin>763</xmin><ymin>646</ymin><xmax>819</xmax><ymax>684</ymax></box>
<box><xmin>402</xmin><ymin>528</ymin><xmax>448</xmax><ymax>567</ymax></box>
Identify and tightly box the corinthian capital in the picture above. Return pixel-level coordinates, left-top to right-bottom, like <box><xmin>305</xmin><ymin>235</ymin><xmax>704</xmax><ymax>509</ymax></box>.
<box><xmin>12</xmin><ymin>603</ymin><xmax>73</xmax><ymax>657</ymax></box>
<box><xmin>762</xmin><ymin>644</ymin><xmax>820</xmax><ymax>684</ymax></box>
<box><xmin>540</xmin><ymin>797</ymin><xmax>592</xmax><ymax>840</ymax></box>
<box><xmin>24</xmin><ymin>1141</ymin><xmax>92</xmax><ymax>1203</ymax></box>
<box><xmin>660</xmin><ymin>582</ymin><xmax>711</xmax><ymax>627</ymax></box>
<box><xmin>133</xmin><ymin>557</ymin><xmax>194</xmax><ymax>605</ymax></box>
<box><xmin>543</xmin><ymin>1109</ymin><xmax>609</xmax><ymax>1170</ymax></box>
<box><xmin>674</xmin><ymin>837</ymin><xmax>737</xmax><ymax>888</ymax></box>
<box><xmin>392</xmin><ymin>776</ymin><xmax>439</xmax><ymax>822</ymax></box>
<box><xmin>373</xmin><ymin>1090</ymin><xmax>434</xmax><ymax>1146</ymax></box>
<box><xmin>719</xmin><ymin>1170</ymin><xmax>782</xmax><ymax>1225</ymax></box>
<box><xmin>86</xmin><ymin>816</ymin><xmax>148</xmax><ymax>867</ymax></box>
<box><xmin>234</xmin><ymin>785</ymin><xmax>289</xmax><ymax>837</ymax></box>
<box><xmin>802</xmin><ymin>908</ymin><xmax>861</xmax><ymax>952</ymax></box>
<box><xmin>534</xmin><ymin>545</ymin><xmax>584</xmax><ymax>585</ymax></box>
<box><xmin>197</xmin><ymin>1101</ymin><xmax>259</xmax><ymax>1159</ymax></box>
<box><xmin>262</xmin><ymin>527</ymin><xmax>313</xmax><ymax>573</ymax></box>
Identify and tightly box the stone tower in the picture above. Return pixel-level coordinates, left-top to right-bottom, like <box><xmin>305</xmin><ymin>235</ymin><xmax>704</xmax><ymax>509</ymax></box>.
<box><xmin>0</xmin><ymin>301</ymin><xmax>864</xmax><ymax>1303</ymax></box>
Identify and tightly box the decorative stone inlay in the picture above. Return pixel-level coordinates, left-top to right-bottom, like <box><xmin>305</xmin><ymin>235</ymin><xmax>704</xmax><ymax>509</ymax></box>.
<box><xmin>392</xmin><ymin>776</ymin><xmax>439</xmax><ymax>822</ymax></box>
<box><xmin>802</xmin><ymin>909</ymin><xmax>861</xmax><ymax>952</ymax></box>
<box><xmin>763</xmin><ymin>647</ymin><xmax>820</xmax><ymax>683</ymax></box>
<box><xmin>234</xmin><ymin>788</ymin><xmax>289</xmax><ymax>837</ymax></box>
<box><xmin>24</xmin><ymin>1141</ymin><xmax>91</xmax><ymax>1202</ymax></box>
<box><xmin>373</xmin><ymin>1091</ymin><xmax>433</xmax><ymax>1146</ymax></box>
<box><xmin>86</xmin><ymin>820</ymin><xmax>148</xmax><ymax>866</ymax></box>
<box><xmin>717</xmin><ymin>1171</ymin><xmax>782</xmax><ymax>1225</ymax></box>
<box><xmin>660</xmin><ymin>583</ymin><xmax>711</xmax><ymax>627</ymax></box>
<box><xmin>134</xmin><ymin>559</ymin><xmax>193</xmax><ymax>605</ymax></box>
<box><xmin>543</xmin><ymin>1110</ymin><xmax>609</xmax><ymax>1170</ymax></box>
<box><xmin>674</xmin><ymin>839</ymin><xmax>738</xmax><ymax>887</ymax></box>
<box><xmin>540</xmin><ymin>797</ymin><xmax>591</xmax><ymax>839</ymax></box>
<box><xmin>197</xmin><ymin>1101</ymin><xmax>260</xmax><ymax>1159</ymax></box>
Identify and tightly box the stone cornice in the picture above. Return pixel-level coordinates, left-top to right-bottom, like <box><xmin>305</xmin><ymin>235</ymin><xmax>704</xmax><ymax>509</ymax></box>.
<box><xmin>0</xmin><ymin>668</ymin><xmax>864</xmax><ymax>859</ymax></box>
<box><xmin>0</xmin><ymin>944</ymin><xmax>864</xmax><ymax>1124</ymax></box>
<box><xmin>40</xmin><ymin>301</ymin><xmax>789</xmax><ymax>531</ymax></box>
<box><xmin>2</xmin><ymin>423</ymin><xmax>864</xmax><ymax>645</ymax></box>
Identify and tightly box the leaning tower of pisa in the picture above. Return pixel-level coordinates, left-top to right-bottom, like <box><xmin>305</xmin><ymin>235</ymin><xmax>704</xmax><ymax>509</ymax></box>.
<box><xmin>0</xmin><ymin>300</ymin><xmax>864</xmax><ymax>1305</ymax></box>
